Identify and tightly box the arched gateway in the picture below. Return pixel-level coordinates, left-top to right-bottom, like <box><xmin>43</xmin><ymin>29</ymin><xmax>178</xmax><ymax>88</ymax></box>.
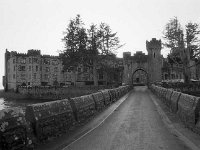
<box><xmin>132</xmin><ymin>68</ymin><xmax>148</xmax><ymax>85</ymax></box>
<box><xmin>123</xmin><ymin>38</ymin><xmax>162</xmax><ymax>85</ymax></box>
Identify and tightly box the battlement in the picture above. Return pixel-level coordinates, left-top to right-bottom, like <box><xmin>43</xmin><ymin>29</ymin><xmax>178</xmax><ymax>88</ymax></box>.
<box><xmin>27</xmin><ymin>49</ymin><xmax>41</xmax><ymax>56</ymax></box>
<box><xmin>123</xmin><ymin>52</ymin><xmax>131</xmax><ymax>58</ymax></box>
<box><xmin>146</xmin><ymin>38</ymin><xmax>162</xmax><ymax>51</ymax></box>
<box><xmin>42</xmin><ymin>55</ymin><xmax>59</xmax><ymax>59</ymax></box>
<box><xmin>133</xmin><ymin>51</ymin><xmax>146</xmax><ymax>56</ymax></box>
<box><xmin>17</xmin><ymin>53</ymin><xmax>27</xmax><ymax>56</ymax></box>
<box><xmin>6</xmin><ymin>49</ymin><xmax>60</xmax><ymax>58</ymax></box>
<box><xmin>9</xmin><ymin>51</ymin><xmax>27</xmax><ymax>57</ymax></box>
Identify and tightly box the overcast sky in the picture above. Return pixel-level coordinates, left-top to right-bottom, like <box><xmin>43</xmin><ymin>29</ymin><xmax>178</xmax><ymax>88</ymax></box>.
<box><xmin>0</xmin><ymin>0</ymin><xmax>200</xmax><ymax>89</ymax></box>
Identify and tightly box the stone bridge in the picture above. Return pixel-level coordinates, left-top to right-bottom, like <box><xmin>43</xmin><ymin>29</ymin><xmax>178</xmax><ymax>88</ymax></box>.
<box><xmin>1</xmin><ymin>85</ymin><xmax>200</xmax><ymax>149</ymax></box>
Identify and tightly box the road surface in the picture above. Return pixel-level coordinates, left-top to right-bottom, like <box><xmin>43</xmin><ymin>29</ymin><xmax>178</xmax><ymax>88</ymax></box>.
<box><xmin>64</xmin><ymin>86</ymin><xmax>191</xmax><ymax>150</ymax></box>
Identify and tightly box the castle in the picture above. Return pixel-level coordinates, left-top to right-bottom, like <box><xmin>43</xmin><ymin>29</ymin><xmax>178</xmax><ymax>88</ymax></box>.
<box><xmin>3</xmin><ymin>38</ymin><xmax>198</xmax><ymax>91</ymax></box>
<box><xmin>3</xmin><ymin>49</ymin><xmax>123</xmax><ymax>91</ymax></box>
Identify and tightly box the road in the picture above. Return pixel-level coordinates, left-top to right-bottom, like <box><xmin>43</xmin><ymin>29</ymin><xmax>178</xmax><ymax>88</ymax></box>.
<box><xmin>64</xmin><ymin>86</ymin><xmax>191</xmax><ymax>150</ymax></box>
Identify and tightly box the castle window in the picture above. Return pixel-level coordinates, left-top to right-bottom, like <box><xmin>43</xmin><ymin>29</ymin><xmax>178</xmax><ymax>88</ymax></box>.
<box><xmin>83</xmin><ymin>67</ymin><xmax>88</xmax><ymax>72</ymax></box>
<box><xmin>21</xmin><ymin>66</ymin><xmax>25</xmax><ymax>71</ymax></box>
<box><xmin>45</xmin><ymin>74</ymin><xmax>49</xmax><ymax>79</ymax></box>
<box><xmin>29</xmin><ymin>58</ymin><xmax>31</xmax><ymax>63</ymax></box>
<box><xmin>43</xmin><ymin>59</ymin><xmax>50</xmax><ymax>65</ymax></box>
<box><xmin>77</xmin><ymin>68</ymin><xmax>81</xmax><ymax>72</ymax></box>
<box><xmin>45</xmin><ymin>67</ymin><xmax>50</xmax><ymax>72</ymax></box>
<box><xmin>21</xmin><ymin>58</ymin><xmax>26</xmax><ymax>64</ymax></box>
<box><xmin>18</xmin><ymin>66</ymin><xmax>26</xmax><ymax>71</ymax></box>
<box><xmin>34</xmin><ymin>73</ymin><xmax>36</xmax><ymax>79</ymax></box>
<box><xmin>52</xmin><ymin>60</ymin><xmax>58</xmax><ymax>65</ymax></box>
<box><xmin>36</xmin><ymin>66</ymin><xmax>38</xmax><ymax>72</ymax></box>
<box><xmin>21</xmin><ymin>74</ymin><xmax>26</xmax><ymax>79</ymax></box>
<box><xmin>33</xmin><ymin>58</ymin><xmax>38</xmax><ymax>63</ymax></box>
<box><xmin>54</xmin><ymin>67</ymin><xmax>58</xmax><ymax>72</ymax></box>
<box><xmin>154</xmin><ymin>53</ymin><xmax>155</xmax><ymax>58</ymax></box>
<box><xmin>14</xmin><ymin>66</ymin><xmax>15</xmax><ymax>71</ymax></box>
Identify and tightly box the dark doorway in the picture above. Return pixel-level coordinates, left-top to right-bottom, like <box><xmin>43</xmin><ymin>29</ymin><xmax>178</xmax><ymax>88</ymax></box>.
<box><xmin>132</xmin><ymin>68</ymin><xmax>148</xmax><ymax>85</ymax></box>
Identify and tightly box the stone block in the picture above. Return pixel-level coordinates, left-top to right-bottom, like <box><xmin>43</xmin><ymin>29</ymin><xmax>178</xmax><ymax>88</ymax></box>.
<box><xmin>160</xmin><ymin>88</ymin><xmax>168</xmax><ymax>102</ymax></box>
<box><xmin>121</xmin><ymin>86</ymin><xmax>127</xmax><ymax>96</ymax></box>
<box><xmin>108</xmin><ymin>89</ymin><xmax>117</xmax><ymax>102</ymax></box>
<box><xmin>156</xmin><ymin>86</ymin><xmax>160</xmax><ymax>95</ymax></box>
<box><xmin>165</xmin><ymin>89</ymin><xmax>173</xmax><ymax>107</ymax></box>
<box><xmin>92</xmin><ymin>92</ymin><xmax>105</xmax><ymax>111</ymax></box>
<box><xmin>101</xmin><ymin>90</ymin><xmax>112</xmax><ymax>106</ymax></box>
<box><xmin>0</xmin><ymin>108</ymin><xmax>31</xmax><ymax>150</ymax></box>
<box><xmin>177</xmin><ymin>94</ymin><xmax>200</xmax><ymax>128</ymax></box>
<box><xmin>25</xmin><ymin>99</ymin><xmax>76</xmax><ymax>142</ymax></box>
<box><xmin>195</xmin><ymin>114</ymin><xmax>200</xmax><ymax>134</ymax></box>
<box><xmin>151</xmin><ymin>85</ymin><xmax>157</xmax><ymax>94</ymax></box>
<box><xmin>117</xmin><ymin>86</ymin><xmax>125</xmax><ymax>98</ymax></box>
<box><xmin>117</xmin><ymin>88</ymin><xmax>122</xmax><ymax>97</ymax></box>
<box><xmin>115</xmin><ymin>88</ymin><xmax>121</xmax><ymax>99</ymax></box>
<box><xmin>170</xmin><ymin>91</ymin><xmax>181</xmax><ymax>113</ymax></box>
<box><xmin>70</xmin><ymin>95</ymin><xmax>96</xmax><ymax>123</ymax></box>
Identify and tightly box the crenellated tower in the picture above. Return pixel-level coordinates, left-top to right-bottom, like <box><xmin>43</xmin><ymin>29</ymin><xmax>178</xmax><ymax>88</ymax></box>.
<box><xmin>146</xmin><ymin>38</ymin><xmax>162</xmax><ymax>83</ymax></box>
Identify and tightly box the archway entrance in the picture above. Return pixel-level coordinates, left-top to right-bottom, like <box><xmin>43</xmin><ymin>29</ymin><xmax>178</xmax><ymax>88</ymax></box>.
<box><xmin>132</xmin><ymin>68</ymin><xmax>148</xmax><ymax>85</ymax></box>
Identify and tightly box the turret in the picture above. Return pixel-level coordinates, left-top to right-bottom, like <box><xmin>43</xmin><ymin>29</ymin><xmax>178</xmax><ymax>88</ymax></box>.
<box><xmin>147</xmin><ymin>38</ymin><xmax>162</xmax><ymax>83</ymax></box>
<box><xmin>27</xmin><ymin>49</ymin><xmax>41</xmax><ymax>56</ymax></box>
<box><xmin>123</xmin><ymin>52</ymin><xmax>131</xmax><ymax>59</ymax></box>
<box><xmin>4</xmin><ymin>49</ymin><xmax>10</xmax><ymax>91</ymax></box>
<box><xmin>146</xmin><ymin>38</ymin><xmax>161</xmax><ymax>57</ymax></box>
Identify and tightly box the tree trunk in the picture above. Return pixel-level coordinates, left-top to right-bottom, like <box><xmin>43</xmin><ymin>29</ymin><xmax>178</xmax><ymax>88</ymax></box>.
<box><xmin>105</xmin><ymin>73</ymin><xmax>108</xmax><ymax>86</ymax></box>
<box><xmin>184</xmin><ymin>47</ymin><xmax>191</xmax><ymax>83</ymax></box>
<box><xmin>93</xmin><ymin>60</ymin><xmax>98</xmax><ymax>86</ymax></box>
<box><xmin>72</xmin><ymin>69</ymin><xmax>76</xmax><ymax>86</ymax></box>
<box><xmin>183</xmin><ymin>65</ymin><xmax>191</xmax><ymax>84</ymax></box>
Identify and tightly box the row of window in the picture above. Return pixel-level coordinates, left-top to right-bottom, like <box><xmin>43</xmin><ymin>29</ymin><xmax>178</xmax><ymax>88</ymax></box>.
<box><xmin>17</xmin><ymin>65</ymin><xmax>58</xmax><ymax>72</ymax></box>
<box><xmin>163</xmin><ymin>73</ymin><xmax>182</xmax><ymax>80</ymax></box>
<box><xmin>12</xmin><ymin>58</ymin><xmax>59</xmax><ymax>65</ymax></box>
<box><xmin>10</xmin><ymin>72</ymin><xmax>103</xmax><ymax>81</ymax></box>
<box><xmin>10</xmin><ymin>73</ymin><xmax>57</xmax><ymax>80</ymax></box>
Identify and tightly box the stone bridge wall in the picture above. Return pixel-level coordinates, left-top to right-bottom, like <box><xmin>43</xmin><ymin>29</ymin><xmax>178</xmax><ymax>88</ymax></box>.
<box><xmin>150</xmin><ymin>84</ymin><xmax>200</xmax><ymax>134</ymax></box>
<box><xmin>18</xmin><ymin>86</ymin><xmax>113</xmax><ymax>100</ymax></box>
<box><xmin>161</xmin><ymin>82</ymin><xmax>200</xmax><ymax>97</ymax></box>
<box><xmin>0</xmin><ymin>85</ymin><xmax>132</xmax><ymax>149</ymax></box>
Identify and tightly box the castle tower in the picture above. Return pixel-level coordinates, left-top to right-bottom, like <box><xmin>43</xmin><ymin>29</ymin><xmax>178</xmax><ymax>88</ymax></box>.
<box><xmin>4</xmin><ymin>49</ymin><xmax>10</xmax><ymax>91</ymax></box>
<box><xmin>146</xmin><ymin>38</ymin><xmax>162</xmax><ymax>83</ymax></box>
<box><xmin>122</xmin><ymin>52</ymin><xmax>131</xmax><ymax>84</ymax></box>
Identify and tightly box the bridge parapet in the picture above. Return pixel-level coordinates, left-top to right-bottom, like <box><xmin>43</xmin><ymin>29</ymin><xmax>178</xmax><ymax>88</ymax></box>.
<box><xmin>0</xmin><ymin>85</ymin><xmax>133</xmax><ymax>149</ymax></box>
<box><xmin>150</xmin><ymin>84</ymin><xmax>200</xmax><ymax>134</ymax></box>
